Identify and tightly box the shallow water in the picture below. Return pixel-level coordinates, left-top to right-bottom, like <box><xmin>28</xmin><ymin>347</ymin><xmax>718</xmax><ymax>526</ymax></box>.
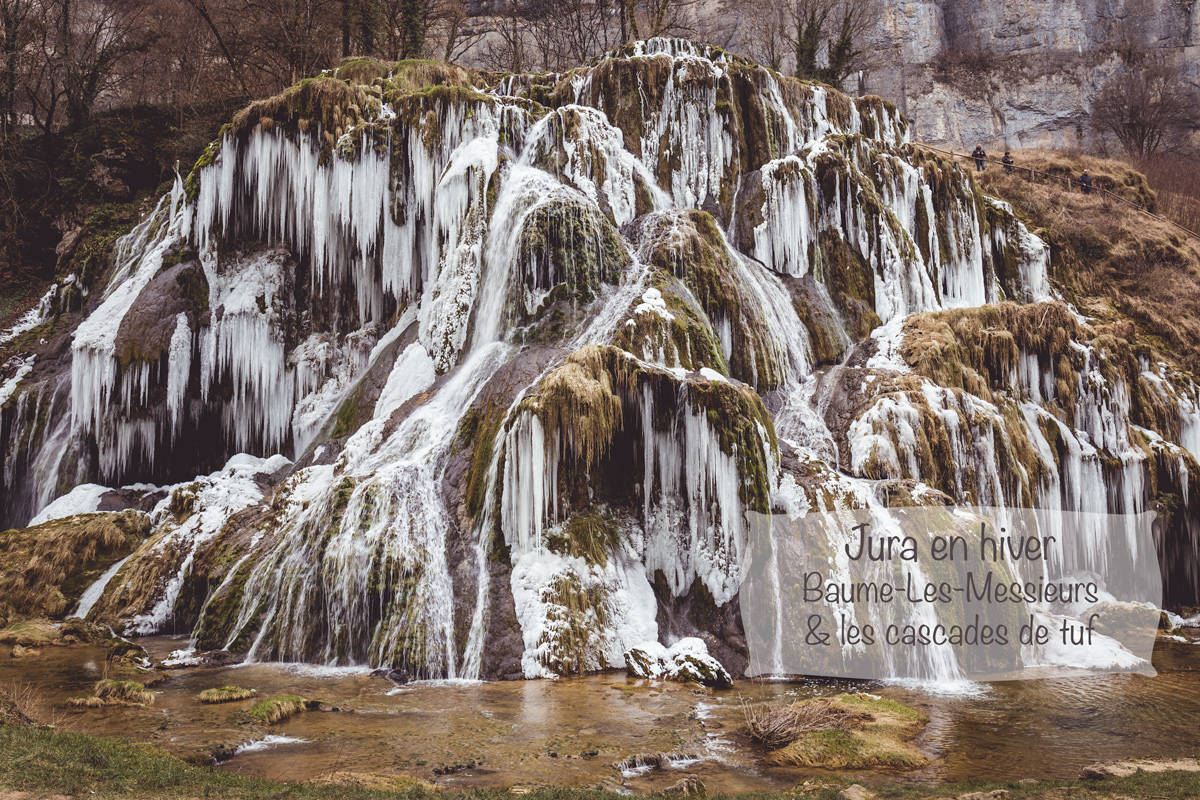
<box><xmin>5</xmin><ymin>636</ymin><xmax>1200</xmax><ymax>792</ymax></box>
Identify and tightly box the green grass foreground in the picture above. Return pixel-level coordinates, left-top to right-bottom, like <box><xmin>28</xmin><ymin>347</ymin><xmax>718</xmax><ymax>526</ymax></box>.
<box><xmin>3</xmin><ymin>724</ymin><xmax>1200</xmax><ymax>800</ymax></box>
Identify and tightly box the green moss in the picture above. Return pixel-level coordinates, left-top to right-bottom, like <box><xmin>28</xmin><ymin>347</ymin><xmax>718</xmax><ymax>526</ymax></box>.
<box><xmin>191</xmin><ymin>556</ymin><xmax>254</xmax><ymax>652</ymax></box>
<box><xmin>331</xmin><ymin>384</ymin><xmax>364</xmax><ymax>439</ymax></box>
<box><xmin>645</xmin><ymin>210</ymin><xmax>787</xmax><ymax>390</ymax></box>
<box><xmin>813</xmin><ymin>229</ymin><xmax>881</xmax><ymax>340</ymax></box>
<box><xmin>68</xmin><ymin>203</ymin><xmax>140</xmax><ymax>288</ymax></box>
<box><xmin>459</xmin><ymin>402</ymin><xmax>508</xmax><ymax>520</ymax></box>
<box><xmin>514</xmin><ymin>200</ymin><xmax>628</xmax><ymax>312</ymax></box>
<box><xmin>527</xmin><ymin>345</ymin><xmax>639</xmax><ymax>468</ymax></box>
<box><xmin>685</xmin><ymin>378</ymin><xmax>778</xmax><ymax>513</ymax></box>
<box><xmin>613</xmin><ymin>274</ymin><xmax>728</xmax><ymax>373</ymax></box>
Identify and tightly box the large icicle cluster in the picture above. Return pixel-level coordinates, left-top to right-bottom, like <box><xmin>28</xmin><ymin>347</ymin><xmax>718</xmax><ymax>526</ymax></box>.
<box><xmin>0</xmin><ymin>38</ymin><xmax>1186</xmax><ymax>685</ymax></box>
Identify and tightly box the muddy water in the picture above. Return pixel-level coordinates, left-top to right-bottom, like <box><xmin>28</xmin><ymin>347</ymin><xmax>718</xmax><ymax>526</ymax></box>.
<box><xmin>5</xmin><ymin>637</ymin><xmax>1200</xmax><ymax>792</ymax></box>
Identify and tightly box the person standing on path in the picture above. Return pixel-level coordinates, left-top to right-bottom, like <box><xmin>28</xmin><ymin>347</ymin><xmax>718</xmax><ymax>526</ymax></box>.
<box><xmin>1080</xmin><ymin>169</ymin><xmax>1093</xmax><ymax>195</ymax></box>
<box><xmin>973</xmin><ymin>144</ymin><xmax>987</xmax><ymax>171</ymax></box>
<box><xmin>1002</xmin><ymin>151</ymin><xmax>1014</xmax><ymax>174</ymax></box>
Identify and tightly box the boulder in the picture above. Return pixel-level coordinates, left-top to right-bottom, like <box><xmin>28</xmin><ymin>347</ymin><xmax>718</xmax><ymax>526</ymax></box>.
<box><xmin>623</xmin><ymin>638</ymin><xmax>733</xmax><ymax>688</ymax></box>
<box><xmin>838</xmin><ymin>786</ymin><xmax>876</xmax><ymax>800</ymax></box>
<box><xmin>662</xmin><ymin>775</ymin><xmax>705</xmax><ymax>795</ymax></box>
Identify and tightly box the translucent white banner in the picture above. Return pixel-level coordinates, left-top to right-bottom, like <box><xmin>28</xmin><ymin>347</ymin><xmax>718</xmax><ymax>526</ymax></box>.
<box><xmin>741</xmin><ymin>507</ymin><xmax>1162</xmax><ymax>681</ymax></box>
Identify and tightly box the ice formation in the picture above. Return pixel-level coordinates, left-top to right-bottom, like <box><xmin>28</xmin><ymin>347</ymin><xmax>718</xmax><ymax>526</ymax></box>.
<box><xmin>0</xmin><ymin>39</ymin><xmax>1189</xmax><ymax>684</ymax></box>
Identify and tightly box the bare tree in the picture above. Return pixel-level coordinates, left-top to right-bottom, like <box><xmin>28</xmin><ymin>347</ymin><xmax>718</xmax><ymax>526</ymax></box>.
<box><xmin>738</xmin><ymin>0</ymin><xmax>789</xmax><ymax>71</ymax></box>
<box><xmin>431</xmin><ymin>0</ymin><xmax>487</xmax><ymax>63</ymax></box>
<box><xmin>481</xmin><ymin>0</ymin><xmax>526</xmax><ymax>73</ymax></box>
<box><xmin>738</xmin><ymin>0</ymin><xmax>879</xmax><ymax>86</ymax></box>
<box><xmin>1092</xmin><ymin>58</ymin><xmax>1197</xmax><ymax>156</ymax></box>
<box><xmin>0</xmin><ymin>0</ymin><xmax>37</xmax><ymax>136</ymax></box>
<box><xmin>44</xmin><ymin>0</ymin><xmax>158</xmax><ymax>129</ymax></box>
<box><xmin>176</xmin><ymin>0</ymin><xmax>251</xmax><ymax>94</ymax></box>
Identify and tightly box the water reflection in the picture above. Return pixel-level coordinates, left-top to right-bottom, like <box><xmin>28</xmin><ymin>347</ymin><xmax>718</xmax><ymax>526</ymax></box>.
<box><xmin>3</xmin><ymin>636</ymin><xmax>1199</xmax><ymax>791</ymax></box>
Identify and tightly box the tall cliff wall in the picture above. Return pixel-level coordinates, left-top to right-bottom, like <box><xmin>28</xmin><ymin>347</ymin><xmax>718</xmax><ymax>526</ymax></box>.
<box><xmin>861</xmin><ymin>0</ymin><xmax>1200</xmax><ymax>149</ymax></box>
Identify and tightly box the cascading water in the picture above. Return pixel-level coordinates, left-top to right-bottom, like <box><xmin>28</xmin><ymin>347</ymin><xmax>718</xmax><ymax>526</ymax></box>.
<box><xmin>0</xmin><ymin>39</ymin><xmax>1191</xmax><ymax>685</ymax></box>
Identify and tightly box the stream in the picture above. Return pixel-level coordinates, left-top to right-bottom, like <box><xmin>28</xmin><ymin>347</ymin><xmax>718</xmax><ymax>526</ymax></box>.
<box><xmin>5</xmin><ymin>636</ymin><xmax>1200</xmax><ymax>793</ymax></box>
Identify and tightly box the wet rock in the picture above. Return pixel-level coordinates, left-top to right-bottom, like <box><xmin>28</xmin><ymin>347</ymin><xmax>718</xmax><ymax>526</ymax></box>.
<box><xmin>55</xmin><ymin>226</ymin><xmax>84</xmax><ymax>273</ymax></box>
<box><xmin>838</xmin><ymin>786</ymin><xmax>875</xmax><ymax>800</ymax></box>
<box><xmin>432</xmin><ymin>758</ymin><xmax>479</xmax><ymax>775</ymax></box>
<box><xmin>663</xmin><ymin>775</ymin><xmax>705</xmax><ymax>795</ymax></box>
<box><xmin>623</xmin><ymin>638</ymin><xmax>733</xmax><ymax>688</ymax></box>
<box><xmin>1083</xmin><ymin>601</ymin><xmax>1163</xmax><ymax>649</ymax></box>
<box><xmin>955</xmin><ymin>791</ymin><xmax>1008</xmax><ymax>800</ymax></box>
<box><xmin>10</xmin><ymin>644</ymin><xmax>38</xmax><ymax>658</ymax></box>
<box><xmin>612</xmin><ymin>752</ymin><xmax>700</xmax><ymax>772</ymax></box>
<box><xmin>107</xmin><ymin>639</ymin><xmax>151</xmax><ymax>667</ymax></box>
<box><xmin>60</xmin><ymin>617</ymin><xmax>108</xmax><ymax>644</ymax></box>
<box><xmin>370</xmin><ymin>668</ymin><xmax>410</xmax><ymax>685</ymax></box>
<box><xmin>0</xmin><ymin>620</ymin><xmax>59</xmax><ymax>647</ymax></box>
<box><xmin>87</xmin><ymin>149</ymin><xmax>136</xmax><ymax>200</ymax></box>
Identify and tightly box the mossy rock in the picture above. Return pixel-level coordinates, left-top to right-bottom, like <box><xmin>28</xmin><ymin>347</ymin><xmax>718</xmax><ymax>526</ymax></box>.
<box><xmin>245</xmin><ymin>695</ymin><xmax>320</xmax><ymax>726</ymax></box>
<box><xmin>638</xmin><ymin>210</ymin><xmax>788</xmax><ymax>391</ymax></box>
<box><xmin>514</xmin><ymin>199</ymin><xmax>629</xmax><ymax>317</ymax></box>
<box><xmin>0</xmin><ymin>620</ymin><xmax>60</xmax><ymax>647</ymax></box>
<box><xmin>0</xmin><ymin>511</ymin><xmax>149</xmax><ymax>622</ymax></box>
<box><xmin>114</xmin><ymin>260</ymin><xmax>208</xmax><ymax>371</ymax></box>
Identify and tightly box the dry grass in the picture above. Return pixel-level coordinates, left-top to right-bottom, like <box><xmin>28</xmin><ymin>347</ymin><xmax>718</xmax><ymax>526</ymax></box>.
<box><xmin>1130</xmin><ymin>153</ymin><xmax>1200</xmax><ymax>234</ymax></box>
<box><xmin>742</xmin><ymin>695</ymin><xmax>873</xmax><ymax>749</ymax></box>
<box><xmin>0</xmin><ymin>682</ymin><xmax>64</xmax><ymax>728</ymax></box>
<box><xmin>198</xmin><ymin>686</ymin><xmax>255</xmax><ymax>704</ymax></box>
<box><xmin>748</xmin><ymin>694</ymin><xmax>929</xmax><ymax>770</ymax></box>
<box><xmin>67</xmin><ymin>679</ymin><xmax>154</xmax><ymax>709</ymax></box>
<box><xmin>992</xmin><ymin>149</ymin><xmax>1157</xmax><ymax>208</ymax></box>
<box><xmin>0</xmin><ymin>511</ymin><xmax>147</xmax><ymax>621</ymax></box>
<box><xmin>976</xmin><ymin>153</ymin><xmax>1200</xmax><ymax>371</ymax></box>
<box><xmin>245</xmin><ymin>695</ymin><xmax>318</xmax><ymax>726</ymax></box>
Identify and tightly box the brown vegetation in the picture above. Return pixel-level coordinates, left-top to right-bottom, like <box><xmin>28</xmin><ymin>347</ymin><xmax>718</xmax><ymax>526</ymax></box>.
<box><xmin>1130</xmin><ymin>153</ymin><xmax>1200</xmax><ymax>235</ymax></box>
<box><xmin>67</xmin><ymin>679</ymin><xmax>155</xmax><ymax>709</ymax></box>
<box><xmin>742</xmin><ymin>695</ymin><xmax>873</xmax><ymax>748</ymax></box>
<box><xmin>0</xmin><ymin>511</ymin><xmax>148</xmax><ymax>623</ymax></box>
<box><xmin>198</xmin><ymin>685</ymin><xmax>256</xmax><ymax>704</ymax></box>
<box><xmin>976</xmin><ymin>150</ymin><xmax>1200</xmax><ymax>371</ymax></box>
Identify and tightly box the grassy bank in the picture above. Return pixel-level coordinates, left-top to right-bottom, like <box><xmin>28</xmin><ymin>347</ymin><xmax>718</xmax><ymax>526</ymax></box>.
<box><xmin>1</xmin><ymin>723</ymin><xmax>1199</xmax><ymax>800</ymax></box>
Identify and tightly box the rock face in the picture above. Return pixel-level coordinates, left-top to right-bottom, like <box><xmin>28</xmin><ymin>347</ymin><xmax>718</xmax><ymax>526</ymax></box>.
<box><xmin>1</xmin><ymin>40</ymin><xmax>1197</xmax><ymax>683</ymax></box>
<box><xmin>856</xmin><ymin>0</ymin><xmax>1200</xmax><ymax>148</ymax></box>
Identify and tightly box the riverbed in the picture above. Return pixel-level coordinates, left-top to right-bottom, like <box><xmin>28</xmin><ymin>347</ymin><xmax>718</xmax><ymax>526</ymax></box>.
<box><xmin>4</xmin><ymin>636</ymin><xmax>1200</xmax><ymax>793</ymax></box>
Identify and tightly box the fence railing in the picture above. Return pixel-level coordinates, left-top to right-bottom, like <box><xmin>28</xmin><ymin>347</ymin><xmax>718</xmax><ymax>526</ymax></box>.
<box><xmin>911</xmin><ymin>142</ymin><xmax>1200</xmax><ymax>243</ymax></box>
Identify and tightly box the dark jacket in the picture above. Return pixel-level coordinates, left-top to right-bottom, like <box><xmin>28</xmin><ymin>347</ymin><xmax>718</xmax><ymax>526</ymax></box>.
<box><xmin>972</xmin><ymin>147</ymin><xmax>986</xmax><ymax>160</ymax></box>
<box><xmin>1080</xmin><ymin>173</ymin><xmax>1093</xmax><ymax>192</ymax></box>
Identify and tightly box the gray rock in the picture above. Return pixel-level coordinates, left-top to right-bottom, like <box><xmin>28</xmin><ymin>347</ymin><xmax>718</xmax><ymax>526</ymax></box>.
<box><xmin>663</xmin><ymin>775</ymin><xmax>705</xmax><ymax>796</ymax></box>
<box><xmin>956</xmin><ymin>791</ymin><xmax>1008</xmax><ymax>800</ymax></box>
<box><xmin>838</xmin><ymin>785</ymin><xmax>876</xmax><ymax>800</ymax></box>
